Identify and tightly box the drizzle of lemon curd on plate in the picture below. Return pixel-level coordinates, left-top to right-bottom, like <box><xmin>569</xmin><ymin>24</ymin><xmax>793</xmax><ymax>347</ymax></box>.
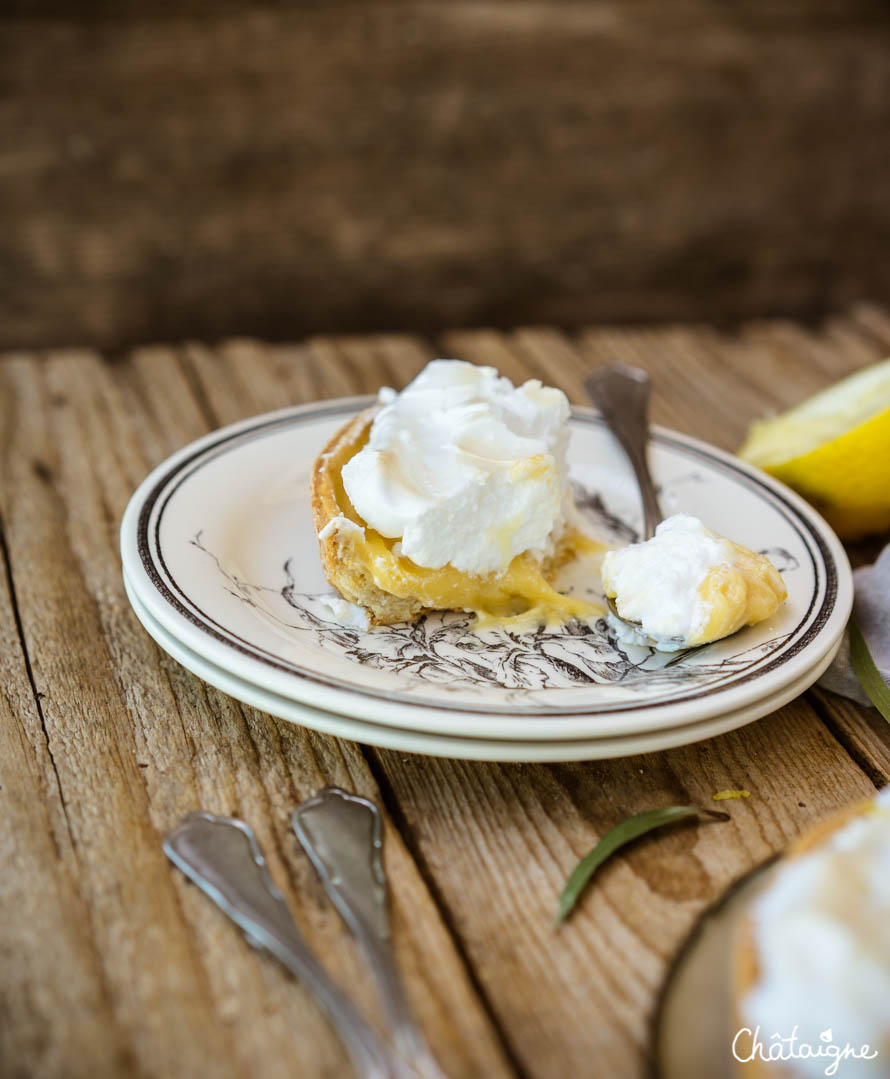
<box><xmin>316</xmin><ymin>408</ymin><xmax>605</xmax><ymax>631</ymax></box>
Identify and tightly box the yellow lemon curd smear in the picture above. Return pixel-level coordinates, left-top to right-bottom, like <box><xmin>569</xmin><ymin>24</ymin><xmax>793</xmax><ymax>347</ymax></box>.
<box><xmin>331</xmin><ymin>435</ymin><xmax>604</xmax><ymax>630</ymax></box>
<box><xmin>692</xmin><ymin>542</ymin><xmax>787</xmax><ymax>646</ymax></box>
<box><xmin>739</xmin><ymin>358</ymin><xmax>890</xmax><ymax>539</ymax></box>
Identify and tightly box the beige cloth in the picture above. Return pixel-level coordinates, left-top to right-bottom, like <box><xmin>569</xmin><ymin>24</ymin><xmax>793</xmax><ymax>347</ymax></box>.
<box><xmin>818</xmin><ymin>542</ymin><xmax>890</xmax><ymax>705</ymax></box>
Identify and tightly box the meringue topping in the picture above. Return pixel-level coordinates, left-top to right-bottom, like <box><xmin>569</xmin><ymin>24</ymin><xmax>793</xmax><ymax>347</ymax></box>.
<box><xmin>341</xmin><ymin>359</ymin><xmax>572</xmax><ymax>576</ymax></box>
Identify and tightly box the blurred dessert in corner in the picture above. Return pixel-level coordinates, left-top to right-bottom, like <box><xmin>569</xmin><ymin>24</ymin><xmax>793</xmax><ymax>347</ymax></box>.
<box><xmin>732</xmin><ymin>787</ymin><xmax>890</xmax><ymax>1077</ymax></box>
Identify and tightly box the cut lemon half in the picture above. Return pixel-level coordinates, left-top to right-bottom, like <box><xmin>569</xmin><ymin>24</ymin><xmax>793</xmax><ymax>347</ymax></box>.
<box><xmin>738</xmin><ymin>359</ymin><xmax>890</xmax><ymax>539</ymax></box>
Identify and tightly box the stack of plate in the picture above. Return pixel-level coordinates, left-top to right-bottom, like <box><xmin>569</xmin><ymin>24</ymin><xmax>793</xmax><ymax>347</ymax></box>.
<box><xmin>121</xmin><ymin>399</ymin><xmax>852</xmax><ymax>762</ymax></box>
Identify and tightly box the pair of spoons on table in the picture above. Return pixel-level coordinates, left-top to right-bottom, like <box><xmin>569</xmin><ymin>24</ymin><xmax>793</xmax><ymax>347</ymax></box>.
<box><xmin>165</xmin><ymin>789</ymin><xmax>445</xmax><ymax>1079</ymax></box>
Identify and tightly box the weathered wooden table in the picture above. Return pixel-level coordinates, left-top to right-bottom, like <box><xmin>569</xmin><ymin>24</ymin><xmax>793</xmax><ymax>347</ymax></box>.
<box><xmin>3</xmin><ymin>307</ymin><xmax>889</xmax><ymax>1079</ymax></box>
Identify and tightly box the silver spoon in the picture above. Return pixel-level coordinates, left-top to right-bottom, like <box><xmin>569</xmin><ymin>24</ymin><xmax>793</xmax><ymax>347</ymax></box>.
<box><xmin>164</xmin><ymin>811</ymin><xmax>408</xmax><ymax>1079</ymax></box>
<box><xmin>584</xmin><ymin>363</ymin><xmax>685</xmax><ymax>644</ymax></box>
<box><xmin>293</xmin><ymin>788</ymin><xmax>448</xmax><ymax>1079</ymax></box>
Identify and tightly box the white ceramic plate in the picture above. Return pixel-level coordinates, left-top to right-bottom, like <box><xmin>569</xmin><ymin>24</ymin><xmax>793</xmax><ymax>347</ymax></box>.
<box><xmin>124</xmin><ymin>571</ymin><xmax>842</xmax><ymax>762</ymax></box>
<box><xmin>121</xmin><ymin>397</ymin><xmax>852</xmax><ymax>741</ymax></box>
<box><xmin>652</xmin><ymin>862</ymin><xmax>775</xmax><ymax>1078</ymax></box>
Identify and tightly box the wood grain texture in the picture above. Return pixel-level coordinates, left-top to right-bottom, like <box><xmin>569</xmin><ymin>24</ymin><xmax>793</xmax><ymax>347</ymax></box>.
<box><xmin>0</xmin><ymin>504</ymin><xmax>128</xmax><ymax>1078</ymax></box>
<box><xmin>0</xmin><ymin>348</ymin><xmax>510</xmax><ymax>1079</ymax></box>
<box><xmin>0</xmin><ymin>310</ymin><xmax>888</xmax><ymax>1078</ymax></box>
<box><xmin>3</xmin><ymin>3</ymin><xmax>890</xmax><ymax>350</ymax></box>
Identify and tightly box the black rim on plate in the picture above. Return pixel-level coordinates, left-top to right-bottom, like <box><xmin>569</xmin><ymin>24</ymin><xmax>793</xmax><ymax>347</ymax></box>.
<box><xmin>134</xmin><ymin>401</ymin><xmax>839</xmax><ymax>718</ymax></box>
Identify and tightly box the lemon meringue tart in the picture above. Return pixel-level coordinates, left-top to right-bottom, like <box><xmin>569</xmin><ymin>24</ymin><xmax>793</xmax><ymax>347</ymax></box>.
<box><xmin>732</xmin><ymin>788</ymin><xmax>890</xmax><ymax>1078</ymax></box>
<box><xmin>311</xmin><ymin>359</ymin><xmax>602</xmax><ymax>629</ymax></box>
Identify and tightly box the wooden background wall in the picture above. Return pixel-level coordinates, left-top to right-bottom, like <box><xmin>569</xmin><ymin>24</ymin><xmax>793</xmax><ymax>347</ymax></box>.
<box><xmin>2</xmin><ymin>1</ymin><xmax>890</xmax><ymax>351</ymax></box>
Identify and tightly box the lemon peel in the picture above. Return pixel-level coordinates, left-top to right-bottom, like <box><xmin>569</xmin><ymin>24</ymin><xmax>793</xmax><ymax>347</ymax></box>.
<box><xmin>738</xmin><ymin>359</ymin><xmax>890</xmax><ymax>539</ymax></box>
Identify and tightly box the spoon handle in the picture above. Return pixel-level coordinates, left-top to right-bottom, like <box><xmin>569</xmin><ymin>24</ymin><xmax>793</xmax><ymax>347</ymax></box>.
<box><xmin>164</xmin><ymin>812</ymin><xmax>400</xmax><ymax>1079</ymax></box>
<box><xmin>585</xmin><ymin>363</ymin><xmax>663</xmax><ymax>541</ymax></box>
<box><xmin>293</xmin><ymin>788</ymin><xmax>448</xmax><ymax>1079</ymax></box>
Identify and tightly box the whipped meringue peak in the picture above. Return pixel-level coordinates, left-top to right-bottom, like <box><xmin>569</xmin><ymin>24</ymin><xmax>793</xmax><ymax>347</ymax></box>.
<box><xmin>340</xmin><ymin>359</ymin><xmax>572</xmax><ymax>576</ymax></box>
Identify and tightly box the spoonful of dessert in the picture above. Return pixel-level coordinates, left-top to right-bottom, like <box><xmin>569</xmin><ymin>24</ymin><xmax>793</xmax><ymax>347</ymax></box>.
<box><xmin>585</xmin><ymin>364</ymin><xmax>787</xmax><ymax>652</ymax></box>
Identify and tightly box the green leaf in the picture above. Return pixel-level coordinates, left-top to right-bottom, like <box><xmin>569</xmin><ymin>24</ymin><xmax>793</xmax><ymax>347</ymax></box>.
<box><xmin>850</xmin><ymin>618</ymin><xmax>890</xmax><ymax>724</ymax></box>
<box><xmin>554</xmin><ymin>806</ymin><xmax>729</xmax><ymax>927</ymax></box>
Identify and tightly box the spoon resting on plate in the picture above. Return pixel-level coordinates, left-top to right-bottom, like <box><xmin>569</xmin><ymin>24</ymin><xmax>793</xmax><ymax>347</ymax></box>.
<box><xmin>585</xmin><ymin>364</ymin><xmax>787</xmax><ymax>652</ymax></box>
<box><xmin>584</xmin><ymin>364</ymin><xmax>681</xmax><ymax>645</ymax></box>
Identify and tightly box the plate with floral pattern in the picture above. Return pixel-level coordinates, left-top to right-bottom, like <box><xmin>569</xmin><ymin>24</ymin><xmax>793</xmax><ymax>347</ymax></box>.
<box><xmin>120</xmin><ymin>397</ymin><xmax>851</xmax><ymax>741</ymax></box>
<box><xmin>123</xmin><ymin>571</ymin><xmax>841</xmax><ymax>761</ymax></box>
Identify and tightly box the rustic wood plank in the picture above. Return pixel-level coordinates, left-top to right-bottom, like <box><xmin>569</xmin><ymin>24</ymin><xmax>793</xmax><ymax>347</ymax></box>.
<box><xmin>0</xmin><ymin>520</ymin><xmax>130</xmax><ymax>1076</ymax></box>
<box><xmin>0</xmin><ymin>353</ymin><xmax>249</xmax><ymax>1079</ymax></box>
<box><xmin>0</xmin><ymin>348</ymin><xmax>512</xmax><ymax>1078</ymax></box>
<box><xmin>180</xmin><ymin>334</ymin><xmax>434</xmax><ymax>418</ymax></box>
<box><xmin>369</xmin><ymin>716</ymin><xmax>874</xmax><ymax>1078</ymax></box>
<box><xmin>850</xmin><ymin>302</ymin><xmax>890</xmax><ymax>353</ymax></box>
<box><xmin>3</xmin><ymin>3</ymin><xmax>890</xmax><ymax>350</ymax></box>
<box><xmin>809</xmin><ymin>688</ymin><xmax>890</xmax><ymax>785</ymax></box>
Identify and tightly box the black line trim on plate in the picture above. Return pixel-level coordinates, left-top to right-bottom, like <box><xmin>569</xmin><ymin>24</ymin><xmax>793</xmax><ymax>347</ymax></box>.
<box><xmin>136</xmin><ymin>401</ymin><xmax>838</xmax><ymax>718</ymax></box>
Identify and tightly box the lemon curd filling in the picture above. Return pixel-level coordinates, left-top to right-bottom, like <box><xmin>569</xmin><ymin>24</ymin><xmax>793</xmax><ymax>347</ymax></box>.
<box><xmin>692</xmin><ymin>541</ymin><xmax>788</xmax><ymax>646</ymax></box>
<box><xmin>328</xmin><ymin>431</ymin><xmax>604</xmax><ymax>630</ymax></box>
